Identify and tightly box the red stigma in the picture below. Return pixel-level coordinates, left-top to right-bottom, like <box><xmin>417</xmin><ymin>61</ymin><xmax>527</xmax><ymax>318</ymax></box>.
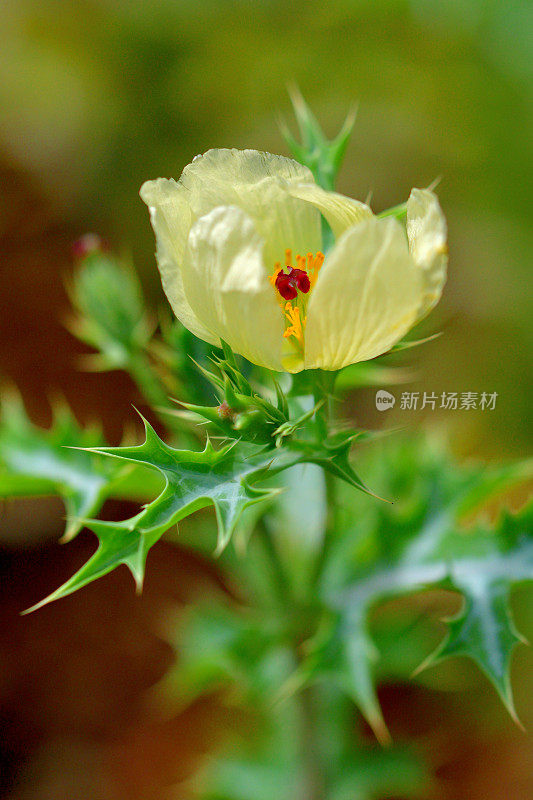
<box><xmin>275</xmin><ymin>268</ymin><xmax>310</xmax><ymax>300</ymax></box>
<box><xmin>290</xmin><ymin>268</ymin><xmax>310</xmax><ymax>293</ymax></box>
<box><xmin>275</xmin><ymin>273</ymin><xmax>298</xmax><ymax>300</ymax></box>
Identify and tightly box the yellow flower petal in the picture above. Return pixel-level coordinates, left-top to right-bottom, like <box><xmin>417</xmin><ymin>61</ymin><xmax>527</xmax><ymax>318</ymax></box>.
<box><xmin>288</xmin><ymin>183</ymin><xmax>373</xmax><ymax>238</ymax></box>
<box><xmin>141</xmin><ymin>153</ymin><xmax>447</xmax><ymax>375</ymax></box>
<box><xmin>140</xmin><ymin>178</ymin><xmax>219</xmax><ymax>344</ymax></box>
<box><xmin>179</xmin><ymin>149</ymin><xmax>322</xmax><ymax>267</ymax></box>
<box><xmin>407</xmin><ymin>188</ymin><xmax>448</xmax><ymax>319</ymax></box>
<box><xmin>182</xmin><ymin>205</ymin><xmax>286</xmax><ymax>371</ymax></box>
<box><xmin>304</xmin><ymin>218</ymin><xmax>422</xmax><ymax>370</ymax></box>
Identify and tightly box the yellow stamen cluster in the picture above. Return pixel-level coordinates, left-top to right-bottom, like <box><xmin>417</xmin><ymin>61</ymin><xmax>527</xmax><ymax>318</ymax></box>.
<box><xmin>268</xmin><ymin>249</ymin><xmax>324</xmax><ymax>290</ymax></box>
<box><xmin>306</xmin><ymin>250</ymin><xmax>325</xmax><ymax>289</ymax></box>
<box><xmin>269</xmin><ymin>265</ymin><xmax>283</xmax><ymax>287</ymax></box>
<box><xmin>268</xmin><ymin>247</ymin><xmax>325</xmax><ymax>351</ymax></box>
<box><xmin>283</xmin><ymin>303</ymin><xmax>305</xmax><ymax>347</ymax></box>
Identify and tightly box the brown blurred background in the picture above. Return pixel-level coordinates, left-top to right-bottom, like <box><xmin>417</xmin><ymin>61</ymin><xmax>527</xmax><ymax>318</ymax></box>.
<box><xmin>1</xmin><ymin>1</ymin><xmax>532</xmax><ymax>797</ymax></box>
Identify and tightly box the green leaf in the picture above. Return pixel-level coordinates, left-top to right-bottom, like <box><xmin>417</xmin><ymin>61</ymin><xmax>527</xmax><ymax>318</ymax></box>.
<box><xmin>92</xmin><ymin>419</ymin><xmax>288</xmax><ymax>551</ymax></box>
<box><xmin>303</xmin><ymin>439</ymin><xmax>384</xmax><ymax>502</ymax></box>
<box><xmin>287</xmin><ymin>612</ymin><xmax>390</xmax><ymax>746</ymax></box>
<box><xmin>294</xmin><ymin>435</ymin><xmax>533</xmax><ymax>737</ymax></box>
<box><xmin>414</xmin><ymin>507</ymin><xmax>532</xmax><ymax>722</ymax></box>
<box><xmin>23</xmin><ymin>517</ymin><xmax>162</xmax><ymax>614</ymax></box>
<box><xmin>26</xmin><ymin>409</ymin><xmax>380</xmax><ymax>609</ymax></box>
<box><xmin>0</xmin><ymin>395</ymin><xmax>118</xmax><ymax>541</ymax></box>
<box><xmin>25</xmin><ymin>418</ymin><xmax>299</xmax><ymax>610</ymax></box>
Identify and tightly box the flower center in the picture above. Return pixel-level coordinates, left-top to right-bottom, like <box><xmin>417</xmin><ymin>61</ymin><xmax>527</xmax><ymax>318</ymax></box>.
<box><xmin>269</xmin><ymin>248</ymin><xmax>324</xmax><ymax>349</ymax></box>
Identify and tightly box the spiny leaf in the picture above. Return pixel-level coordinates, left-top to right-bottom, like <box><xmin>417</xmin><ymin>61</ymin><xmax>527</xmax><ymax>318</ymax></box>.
<box><xmin>414</xmin><ymin>506</ymin><xmax>533</xmax><ymax>722</ymax></box>
<box><xmin>289</xmin><ymin>613</ymin><xmax>390</xmax><ymax>745</ymax></box>
<box><xmin>419</xmin><ymin>577</ymin><xmax>523</xmax><ymax>722</ymax></box>
<box><xmin>305</xmin><ymin>442</ymin><xmax>386</xmax><ymax>502</ymax></box>
<box><xmin>26</xmin><ymin>411</ymin><xmax>381</xmax><ymax>609</ymax></box>
<box><xmin>25</xmin><ymin>418</ymin><xmax>297</xmax><ymax>610</ymax></box>
<box><xmin>288</xmin><ymin>436</ymin><xmax>533</xmax><ymax>735</ymax></box>
<box><xmin>325</xmin><ymin>509</ymin><xmax>532</xmax><ymax>735</ymax></box>
<box><xmin>0</xmin><ymin>394</ymin><xmax>120</xmax><ymax>541</ymax></box>
<box><xmin>23</xmin><ymin>517</ymin><xmax>162</xmax><ymax>613</ymax></box>
<box><xmin>88</xmin><ymin>417</ymin><xmax>287</xmax><ymax>553</ymax></box>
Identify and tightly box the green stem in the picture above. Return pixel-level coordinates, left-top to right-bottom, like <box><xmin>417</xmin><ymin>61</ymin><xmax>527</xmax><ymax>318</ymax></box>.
<box><xmin>313</xmin><ymin>470</ymin><xmax>337</xmax><ymax>589</ymax></box>
<box><xmin>128</xmin><ymin>351</ymin><xmax>171</xmax><ymax>410</ymax></box>
<box><xmin>250</xmin><ymin>370</ymin><xmax>341</xmax><ymax>798</ymax></box>
<box><xmin>256</xmin><ymin>518</ymin><xmax>292</xmax><ymax>608</ymax></box>
<box><xmin>127</xmin><ymin>351</ymin><xmax>192</xmax><ymax>438</ymax></box>
<box><xmin>312</xmin><ymin>370</ymin><xmax>338</xmax><ymax>587</ymax></box>
<box><xmin>312</xmin><ymin>369</ymin><xmax>336</xmax><ymax>437</ymax></box>
<box><xmin>294</xmin><ymin>369</ymin><xmax>339</xmax><ymax>799</ymax></box>
<box><xmin>255</xmin><ymin>522</ymin><xmax>327</xmax><ymax>798</ymax></box>
<box><xmin>298</xmin><ymin>686</ymin><xmax>326</xmax><ymax>800</ymax></box>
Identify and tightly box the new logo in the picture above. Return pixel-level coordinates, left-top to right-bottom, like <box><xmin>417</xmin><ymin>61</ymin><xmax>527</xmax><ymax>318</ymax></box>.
<box><xmin>375</xmin><ymin>390</ymin><xmax>396</xmax><ymax>411</ymax></box>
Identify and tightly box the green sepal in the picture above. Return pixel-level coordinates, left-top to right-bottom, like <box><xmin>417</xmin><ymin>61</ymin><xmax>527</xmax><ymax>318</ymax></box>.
<box><xmin>390</xmin><ymin>332</ymin><xmax>442</xmax><ymax>352</ymax></box>
<box><xmin>272</xmin><ymin>376</ymin><xmax>289</xmax><ymax>418</ymax></box>
<box><xmin>335</xmin><ymin>362</ymin><xmax>413</xmax><ymax>390</ymax></box>
<box><xmin>377</xmin><ymin>201</ymin><xmax>408</xmax><ymax>221</ymax></box>
<box><xmin>173</xmin><ymin>357</ymin><xmax>322</xmax><ymax>447</ymax></box>
<box><xmin>273</xmin><ymin>401</ymin><xmax>323</xmax><ymax>448</ymax></box>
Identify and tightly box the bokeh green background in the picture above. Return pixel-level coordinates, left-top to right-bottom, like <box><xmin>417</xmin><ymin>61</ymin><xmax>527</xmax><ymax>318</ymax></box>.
<box><xmin>1</xmin><ymin>1</ymin><xmax>532</xmax><ymax>799</ymax></box>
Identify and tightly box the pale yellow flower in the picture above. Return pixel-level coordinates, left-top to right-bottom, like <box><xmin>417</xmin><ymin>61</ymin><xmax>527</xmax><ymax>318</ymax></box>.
<box><xmin>140</xmin><ymin>149</ymin><xmax>447</xmax><ymax>372</ymax></box>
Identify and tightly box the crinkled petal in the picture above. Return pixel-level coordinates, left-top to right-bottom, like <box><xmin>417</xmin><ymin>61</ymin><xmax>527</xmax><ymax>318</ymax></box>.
<box><xmin>304</xmin><ymin>218</ymin><xmax>423</xmax><ymax>370</ymax></box>
<box><xmin>178</xmin><ymin>149</ymin><xmax>322</xmax><ymax>267</ymax></box>
<box><xmin>182</xmin><ymin>205</ymin><xmax>285</xmax><ymax>371</ymax></box>
<box><xmin>141</xmin><ymin>151</ymin><xmax>321</xmax><ymax>346</ymax></box>
<box><xmin>140</xmin><ymin>178</ymin><xmax>218</xmax><ymax>344</ymax></box>
<box><xmin>407</xmin><ymin>188</ymin><xmax>448</xmax><ymax>319</ymax></box>
<box><xmin>288</xmin><ymin>183</ymin><xmax>373</xmax><ymax>238</ymax></box>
